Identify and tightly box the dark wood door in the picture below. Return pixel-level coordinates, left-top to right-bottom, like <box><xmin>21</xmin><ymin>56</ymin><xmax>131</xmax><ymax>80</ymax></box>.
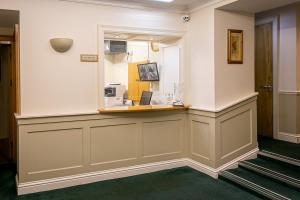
<box><xmin>255</xmin><ymin>23</ymin><xmax>273</xmax><ymax>138</ymax></box>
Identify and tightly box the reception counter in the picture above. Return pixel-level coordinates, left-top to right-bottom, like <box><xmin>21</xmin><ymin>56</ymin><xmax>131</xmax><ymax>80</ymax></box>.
<box><xmin>16</xmin><ymin>95</ymin><xmax>258</xmax><ymax>195</ymax></box>
<box><xmin>99</xmin><ymin>105</ymin><xmax>189</xmax><ymax>113</ymax></box>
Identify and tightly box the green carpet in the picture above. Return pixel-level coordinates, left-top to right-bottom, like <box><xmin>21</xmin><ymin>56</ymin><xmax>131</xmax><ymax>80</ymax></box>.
<box><xmin>227</xmin><ymin>168</ymin><xmax>300</xmax><ymax>199</ymax></box>
<box><xmin>258</xmin><ymin>136</ymin><xmax>300</xmax><ymax>160</ymax></box>
<box><xmin>247</xmin><ymin>157</ymin><xmax>300</xmax><ymax>179</ymax></box>
<box><xmin>0</xmin><ymin>164</ymin><xmax>16</xmax><ymax>200</ymax></box>
<box><xmin>0</xmin><ymin>165</ymin><xmax>261</xmax><ymax>200</ymax></box>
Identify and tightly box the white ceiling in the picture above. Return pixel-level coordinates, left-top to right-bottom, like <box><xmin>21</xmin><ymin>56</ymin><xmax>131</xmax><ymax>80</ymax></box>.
<box><xmin>220</xmin><ymin>0</ymin><xmax>300</xmax><ymax>14</ymax></box>
<box><xmin>62</xmin><ymin>0</ymin><xmax>216</xmax><ymax>13</ymax></box>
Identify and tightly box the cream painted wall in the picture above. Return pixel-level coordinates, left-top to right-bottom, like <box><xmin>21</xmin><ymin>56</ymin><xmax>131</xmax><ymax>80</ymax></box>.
<box><xmin>0</xmin><ymin>0</ymin><xmax>186</xmax><ymax>116</ymax></box>
<box><xmin>214</xmin><ymin>10</ymin><xmax>255</xmax><ymax>109</ymax></box>
<box><xmin>0</xmin><ymin>0</ymin><xmax>255</xmax><ymax>116</ymax></box>
<box><xmin>188</xmin><ymin>0</ymin><xmax>255</xmax><ymax>111</ymax></box>
<box><xmin>278</xmin><ymin>8</ymin><xmax>297</xmax><ymax>91</ymax></box>
<box><xmin>188</xmin><ymin>5</ymin><xmax>216</xmax><ymax>110</ymax></box>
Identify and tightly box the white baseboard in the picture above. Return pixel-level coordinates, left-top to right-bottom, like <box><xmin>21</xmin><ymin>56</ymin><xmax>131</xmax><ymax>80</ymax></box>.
<box><xmin>187</xmin><ymin>147</ymin><xmax>259</xmax><ymax>179</ymax></box>
<box><xmin>278</xmin><ymin>132</ymin><xmax>300</xmax><ymax>144</ymax></box>
<box><xmin>215</xmin><ymin>148</ymin><xmax>259</xmax><ymax>173</ymax></box>
<box><xmin>17</xmin><ymin>159</ymin><xmax>187</xmax><ymax>195</ymax></box>
<box><xmin>17</xmin><ymin>148</ymin><xmax>259</xmax><ymax>195</ymax></box>
<box><xmin>186</xmin><ymin>159</ymin><xmax>219</xmax><ymax>178</ymax></box>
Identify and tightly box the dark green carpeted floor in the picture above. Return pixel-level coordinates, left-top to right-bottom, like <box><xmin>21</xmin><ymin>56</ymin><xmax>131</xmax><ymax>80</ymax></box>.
<box><xmin>0</xmin><ymin>165</ymin><xmax>261</xmax><ymax>200</ymax></box>
<box><xmin>258</xmin><ymin>136</ymin><xmax>300</xmax><ymax>160</ymax></box>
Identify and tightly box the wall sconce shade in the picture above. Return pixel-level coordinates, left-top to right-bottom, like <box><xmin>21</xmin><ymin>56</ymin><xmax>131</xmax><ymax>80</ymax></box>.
<box><xmin>50</xmin><ymin>38</ymin><xmax>73</xmax><ymax>53</ymax></box>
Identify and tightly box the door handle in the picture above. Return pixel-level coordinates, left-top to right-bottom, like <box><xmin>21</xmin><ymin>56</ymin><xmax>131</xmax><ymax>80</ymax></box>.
<box><xmin>260</xmin><ymin>85</ymin><xmax>273</xmax><ymax>91</ymax></box>
<box><xmin>262</xmin><ymin>85</ymin><xmax>272</xmax><ymax>89</ymax></box>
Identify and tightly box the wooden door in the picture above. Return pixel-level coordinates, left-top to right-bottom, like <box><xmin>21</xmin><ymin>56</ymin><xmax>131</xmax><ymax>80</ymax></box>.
<box><xmin>255</xmin><ymin>23</ymin><xmax>273</xmax><ymax>138</ymax></box>
<box><xmin>128</xmin><ymin>61</ymin><xmax>150</xmax><ymax>102</ymax></box>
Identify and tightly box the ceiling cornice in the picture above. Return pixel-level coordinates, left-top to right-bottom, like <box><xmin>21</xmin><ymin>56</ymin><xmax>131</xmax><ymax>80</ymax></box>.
<box><xmin>59</xmin><ymin>0</ymin><xmax>235</xmax><ymax>14</ymax></box>
<box><xmin>59</xmin><ymin>0</ymin><xmax>190</xmax><ymax>14</ymax></box>
<box><xmin>189</xmin><ymin>0</ymin><xmax>236</xmax><ymax>13</ymax></box>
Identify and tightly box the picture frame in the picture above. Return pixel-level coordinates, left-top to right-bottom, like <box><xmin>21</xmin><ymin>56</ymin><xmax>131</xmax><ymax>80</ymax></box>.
<box><xmin>227</xmin><ymin>29</ymin><xmax>243</xmax><ymax>64</ymax></box>
<box><xmin>137</xmin><ymin>62</ymin><xmax>160</xmax><ymax>82</ymax></box>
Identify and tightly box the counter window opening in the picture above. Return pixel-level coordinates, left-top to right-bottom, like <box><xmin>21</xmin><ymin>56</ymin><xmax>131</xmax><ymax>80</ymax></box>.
<box><xmin>100</xmin><ymin>30</ymin><xmax>185</xmax><ymax>109</ymax></box>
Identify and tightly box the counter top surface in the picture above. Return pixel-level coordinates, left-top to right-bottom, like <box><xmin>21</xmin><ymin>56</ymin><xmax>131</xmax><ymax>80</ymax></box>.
<box><xmin>99</xmin><ymin>105</ymin><xmax>189</xmax><ymax>113</ymax></box>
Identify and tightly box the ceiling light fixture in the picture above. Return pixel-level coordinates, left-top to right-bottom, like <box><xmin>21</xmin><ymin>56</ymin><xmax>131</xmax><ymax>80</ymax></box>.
<box><xmin>151</xmin><ymin>0</ymin><xmax>174</xmax><ymax>3</ymax></box>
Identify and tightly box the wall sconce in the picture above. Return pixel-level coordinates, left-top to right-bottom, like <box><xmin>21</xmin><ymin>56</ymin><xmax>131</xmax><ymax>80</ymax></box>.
<box><xmin>50</xmin><ymin>38</ymin><xmax>73</xmax><ymax>53</ymax></box>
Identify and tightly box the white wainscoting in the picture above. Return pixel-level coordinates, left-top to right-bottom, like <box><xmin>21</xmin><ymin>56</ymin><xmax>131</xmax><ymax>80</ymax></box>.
<box><xmin>16</xmin><ymin>95</ymin><xmax>258</xmax><ymax>195</ymax></box>
<box><xmin>189</xmin><ymin>96</ymin><xmax>257</xmax><ymax>168</ymax></box>
<box><xmin>17</xmin><ymin>111</ymin><xmax>188</xmax><ymax>185</ymax></box>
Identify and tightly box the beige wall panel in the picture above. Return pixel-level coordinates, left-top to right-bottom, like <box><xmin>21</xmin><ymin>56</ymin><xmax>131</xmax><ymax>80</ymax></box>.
<box><xmin>90</xmin><ymin>123</ymin><xmax>139</xmax><ymax>166</ymax></box>
<box><xmin>220</xmin><ymin>110</ymin><xmax>252</xmax><ymax>158</ymax></box>
<box><xmin>190</xmin><ymin>121</ymin><xmax>210</xmax><ymax>163</ymax></box>
<box><xmin>215</xmin><ymin>100</ymin><xmax>257</xmax><ymax>167</ymax></box>
<box><xmin>279</xmin><ymin>93</ymin><xmax>298</xmax><ymax>134</ymax></box>
<box><xmin>142</xmin><ymin>120</ymin><xmax>183</xmax><ymax>159</ymax></box>
<box><xmin>17</xmin><ymin>113</ymin><xmax>187</xmax><ymax>184</ymax></box>
<box><xmin>188</xmin><ymin>114</ymin><xmax>215</xmax><ymax>167</ymax></box>
<box><xmin>25</xmin><ymin>127</ymin><xmax>84</xmax><ymax>181</ymax></box>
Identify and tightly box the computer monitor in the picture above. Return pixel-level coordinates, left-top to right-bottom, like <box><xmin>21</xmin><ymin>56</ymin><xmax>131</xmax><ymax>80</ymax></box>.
<box><xmin>139</xmin><ymin>91</ymin><xmax>153</xmax><ymax>105</ymax></box>
<box><xmin>137</xmin><ymin>62</ymin><xmax>160</xmax><ymax>81</ymax></box>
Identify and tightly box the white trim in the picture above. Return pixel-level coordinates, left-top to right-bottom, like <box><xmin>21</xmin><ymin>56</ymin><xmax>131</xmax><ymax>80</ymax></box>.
<box><xmin>187</xmin><ymin>159</ymin><xmax>219</xmax><ymax>179</ymax></box>
<box><xmin>216</xmin><ymin>148</ymin><xmax>259</xmax><ymax>172</ymax></box>
<box><xmin>17</xmin><ymin>148</ymin><xmax>259</xmax><ymax>195</ymax></box>
<box><xmin>278</xmin><ymin>132</ymin><xmax>300</xmax><ymax>144</ymax></box>
<box><xmin>190</xmin><ymin>0</ymin><xmax>236</xmax><ymax>13</ymax></box>
<box><xmin>59</xmin><ymin>0</ymin><xmax>188</xmax><ymax>14</ymax></box>
<box><xmin>99</xmin><ymin>25</ymin><xmax>186</xmax><ymax>37</ymax></box>
<box><xmin>17</xmin><ymin>159</ymin><xmax>187</xmax><ymax>195</ymax></box>
<box><xmin>190</xmin><ymin>92</ymin><xmax>258</xmax><ymax>113</ymax></box>
<box><xmin>187</xmin><ymin>148</ymin><xmax>259</xmax><ymax>179</ymax></box>
<box><xmin>60</xmin><ymin>0</ymin><xmax>233</xmax><ymax>14</ymax></box>
<box><xmin>15</xmin><ymin>112</ymin><xmax>99</xmax><ymax>120</ymax></box>
<box><xmin>214</xmin><ymin>93</ymin><xmax>258</xmax><ymax>112</ymax></box>
<box><xmin>279</xmin><ymin>90</ymin><xmax>300</xmax><ymax>95</ymax></box>
<box><xmin>16</xmin><ymin>92</ymin><xmax>256</xmax><ymax>120</ymax></box>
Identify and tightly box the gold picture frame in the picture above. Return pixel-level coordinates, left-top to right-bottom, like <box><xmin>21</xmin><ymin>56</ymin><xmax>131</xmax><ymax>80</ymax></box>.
<box><xmin>228</xmin><ymin>29</ymin><xmax>243</xmax><ymax>64</ymax></box>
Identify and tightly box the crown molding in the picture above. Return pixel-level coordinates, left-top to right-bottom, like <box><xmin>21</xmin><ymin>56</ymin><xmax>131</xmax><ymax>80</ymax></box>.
<box><xmin>59</xmin><ymin>0</ymin><xmax>236</xmax><ymax>14</ymax></box>
<box><xmin>59</xmin><ymin>0</ymin><xmax>189</xmax><ymax>14</ymax></box>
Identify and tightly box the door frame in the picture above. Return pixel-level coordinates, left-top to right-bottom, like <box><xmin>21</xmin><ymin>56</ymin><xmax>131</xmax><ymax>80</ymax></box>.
<box><xmin>255</xmin><ymin>16</ymin><xmax>279</xmax><ymax>139</ymax></box>
<box><xmin>0</xmin><ymin>24</ymin><xmax>21</xmax><ymax>162</ymax></box>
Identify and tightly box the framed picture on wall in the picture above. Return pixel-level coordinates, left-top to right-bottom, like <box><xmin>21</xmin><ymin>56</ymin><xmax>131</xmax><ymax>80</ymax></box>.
<box><xmin>137</xmin><ymin>62</ymin><xmax>160</xmax><ymax>81</ymax></box>
<box><xmin>227</xmin><ymin>29</ymin><xmax>243</xmax><ymax>64</ymax></box>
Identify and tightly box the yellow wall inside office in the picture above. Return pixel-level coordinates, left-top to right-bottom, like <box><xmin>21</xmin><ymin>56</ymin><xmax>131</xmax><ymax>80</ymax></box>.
<box><xmin>128</xmin><ymin>61</ymin><xmax>150</xmax><ymax>101</ymax></box>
